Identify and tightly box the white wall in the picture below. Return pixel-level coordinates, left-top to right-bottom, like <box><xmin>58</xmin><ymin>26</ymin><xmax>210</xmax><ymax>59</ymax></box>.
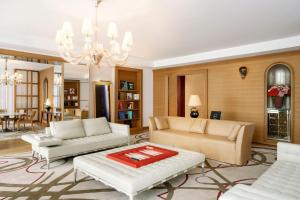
<box><xmin>80</xmin><ymin>79</ymin><xmax>89</xmax><ymax>110</ymax></box>
<box><xmin>142</xmin><ymin>68</ymin><xmax>153</xmax><ymax>126</ymax></box>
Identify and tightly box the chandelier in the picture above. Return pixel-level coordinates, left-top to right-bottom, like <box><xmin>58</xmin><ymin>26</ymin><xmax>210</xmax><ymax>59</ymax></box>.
<box><xmin>55</xmin><ymin>0</ymin><xmax>133</xmax><ymax>67</ymax></box>
<box><xmin>0</xmin><ymin>57</ymin><xmax>23</xmax><ymax>86</ymax></box>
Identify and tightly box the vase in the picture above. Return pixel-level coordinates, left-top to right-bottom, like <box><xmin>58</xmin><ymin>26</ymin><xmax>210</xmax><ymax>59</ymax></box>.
<box><xmin>274</xmin><ymin>96</ymin><xmax>283</xmax><ymax>109</ymax></box>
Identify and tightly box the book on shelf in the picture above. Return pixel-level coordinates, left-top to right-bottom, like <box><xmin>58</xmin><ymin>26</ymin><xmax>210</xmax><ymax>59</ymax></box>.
<box><xmin>119</xmin><ymin>111</ymin><xmax>126</xmax><ymax>120</ymax></box>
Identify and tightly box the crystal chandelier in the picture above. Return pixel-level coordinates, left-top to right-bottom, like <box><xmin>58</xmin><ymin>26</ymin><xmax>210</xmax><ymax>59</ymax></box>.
<box><xmin>55</xmin><ymin>0</ymin><xmax>133</xmax><ymax>67</ymax></box>
<box><xmin>0</xmin><ymin>57</ymin><xmax>23</xmax><ymax>86</ymax></box>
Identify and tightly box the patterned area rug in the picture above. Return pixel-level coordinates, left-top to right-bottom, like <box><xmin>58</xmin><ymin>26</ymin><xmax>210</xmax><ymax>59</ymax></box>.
<box><xmin>0</xmin><ymin>133</ymin><xmax>276</xmax><ymax>200</ymax></box>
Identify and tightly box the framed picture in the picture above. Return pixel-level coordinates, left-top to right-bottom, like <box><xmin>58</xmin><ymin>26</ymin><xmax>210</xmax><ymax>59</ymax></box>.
<box><xmin>120</xmin><ymin>80</ymin><xmax>128</xmax><ymax>90</ymax></box>
<box><xmin>133</xmin><ymin>94</ymin><xmax>140</xmax><ymax>100</ymax></box>
<box><xmin>128</xmin><ymin>102</ymin><xmax>134</xmax><ymax>110</ymax></box>
<box><xmin>127</xmin><ymin>82</ymin><xmax>134</xmax><ymax>90</ymax></box>
<box><xmin>210</xmin><ymin>111</ymin><xmax>221</xmax><ymax>120</ymax></box>
<box><xmin>69</xmin><ymin>88</ymin><xmax>76</xmax><ymax>95</ymax></box>
<box><xmin>127</xmin><ymin>93</ymin><xmax>133</xmax><ymax>100</ymax></box>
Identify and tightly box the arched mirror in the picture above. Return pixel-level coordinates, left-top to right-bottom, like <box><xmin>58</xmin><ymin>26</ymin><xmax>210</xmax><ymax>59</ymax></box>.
<box><xmin>265</xmin><ymin>63</ymin><xmax>292</xmax><ymax>142</ymax></box>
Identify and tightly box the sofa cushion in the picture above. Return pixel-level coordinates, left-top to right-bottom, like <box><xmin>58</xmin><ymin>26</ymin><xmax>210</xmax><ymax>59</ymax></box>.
<box><xmin>22</xmin><ymin>134</ymin><xmax>63</xmax><ymax>147</ymax></box>
<box><xmin>227</xmin><ymin>125</ymin><xmax>242</xmax><ymax>141</ymax></box>
<box><xmin>205</xmin><ymin>119</ymin><xmax>242</xmax><ymax>137</ymax></box>
<box><xmin>154</xmin><ymin>117</ymin><xmax>169</xmax><ymax>130</ymax></box>
<box><xmin>252</xmin><ymin>160</ymin><xmax>300</xmax><ymax>199</ymax></box>
<box><xmin>167</xmin><ymin>117</ymin><xmax>193</xmax><ymax>131</ymax></box>
<box><xmin>39</xmin><ymin>134</ymin><xmax>128</xmax><ymax>159</ymax></box>
<box><xmin>83</xmin><ymin>117</ymin><xmax>111</xmax><ymax>136</ymax></box>
<box><xmin>151</xmin><ymin>129</ymin><xmax>236</xmax><ymax>163</ymax></box>
<box><xmin>189</xmin><ymin>118</ymin><xmax>207</xmax><ymax>134</ymax></box>
<box><xmin>50</xmin><ymin>120</ymin><xmax>86</xmax><ymax>140</ymax></box>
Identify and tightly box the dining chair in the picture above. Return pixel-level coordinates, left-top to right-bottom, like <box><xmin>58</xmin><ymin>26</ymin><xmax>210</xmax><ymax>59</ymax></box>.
<box><xmin>0</xmin><ymin>117</ymin><xmax>3</xmax><ymax>132</ymax></box>
<box><xmin>0</xmin><ymin>109</ymin><xmax>7</xmax><ymax>113</ymax></box>
<box><xmin>17</xmin><ymin>110</ymin><xmax>36</xmax><ymax>131</ymax></box>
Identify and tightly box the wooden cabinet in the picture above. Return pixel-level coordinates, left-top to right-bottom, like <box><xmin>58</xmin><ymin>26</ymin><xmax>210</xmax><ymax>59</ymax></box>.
<box><xmin>115</xmin><ymin>66</ymin><xmax>143</xmax><ymax>134</ymax></box>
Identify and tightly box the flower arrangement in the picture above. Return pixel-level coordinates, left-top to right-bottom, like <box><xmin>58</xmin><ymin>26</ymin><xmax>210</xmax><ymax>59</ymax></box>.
<box><xmin>268</xmin><ymin>85</ymin><xmax>290</xmax><ymax>97</ymax></box>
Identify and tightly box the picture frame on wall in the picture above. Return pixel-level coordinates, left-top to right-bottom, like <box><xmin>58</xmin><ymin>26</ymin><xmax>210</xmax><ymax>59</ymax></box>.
<box><xmin>120</xmin><ymin>80</ymin><xmax>128</xmax><ymax>90</ymax></box>
<box><xmin>210</xmin><ymin>111</ymin><xmax>221</xmax><ymax>120</ymax></box>
<box><xmin>127</xmin><ymin>82</ymin><xmax>134</xmax><ymax>90</ymax></box>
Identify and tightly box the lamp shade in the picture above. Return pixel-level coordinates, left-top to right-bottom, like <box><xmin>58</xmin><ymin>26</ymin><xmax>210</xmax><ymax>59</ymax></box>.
<box><xmin>188</xmin><ymin>95</ymin><xmax>202</xmax><ymax>107</ymax></box>
<box><xmin>45</xmin><ymin>98</ymin><xmax>51</xmax><ymax>107</ymax></box>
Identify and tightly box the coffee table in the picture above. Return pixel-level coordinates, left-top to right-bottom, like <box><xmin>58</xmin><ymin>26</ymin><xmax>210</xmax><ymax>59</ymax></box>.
<box><xmin>73</xmin><ymin>142</ymin><xmax>205</xmax><ymax>200</ymax></box>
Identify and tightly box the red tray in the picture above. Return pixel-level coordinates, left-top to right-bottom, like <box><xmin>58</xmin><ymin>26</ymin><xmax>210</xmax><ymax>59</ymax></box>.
<box><xmin>106</xmin><ymin>145</ymin><xmax>178</xmax><ymax>168</ymax></box>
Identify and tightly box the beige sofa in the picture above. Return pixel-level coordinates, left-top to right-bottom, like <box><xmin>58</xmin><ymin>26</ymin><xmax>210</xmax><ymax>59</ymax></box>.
<box><xmin>149</xmin><ymin>116</ymin><xmax>255</xmax><ymax>165</ymax></box>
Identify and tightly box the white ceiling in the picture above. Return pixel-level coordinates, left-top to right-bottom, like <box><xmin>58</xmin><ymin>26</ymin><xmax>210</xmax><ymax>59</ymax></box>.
<box><xmin>1</xmin><ymin>0</ymin><xmax>300</xmax><ymax>67</ymax></box>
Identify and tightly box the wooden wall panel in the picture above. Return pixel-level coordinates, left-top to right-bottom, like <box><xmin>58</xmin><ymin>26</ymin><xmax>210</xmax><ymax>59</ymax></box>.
<box><xmin>185</xmin><ymin>72</ymin><xmax>208</xmax><ymax>118</ymax></box>
<box><xmin>153</xmin><ymin>51</ymin><xmax>300</xmax><ymax>145</ymax></box>
<box><xmin>39</xmin><ymin>67</ymin><xmax>54</xmax><ymax>114</ymax></box>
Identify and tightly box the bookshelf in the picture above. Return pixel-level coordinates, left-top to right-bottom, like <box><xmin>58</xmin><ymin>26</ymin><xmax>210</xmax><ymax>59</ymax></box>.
<box><xmin>64</xmin><ymin>80</ymin><xmax>80</xmax><ymax>109</ymax></box>
<box><xmin>115</xmin><ymin>66</ymin><xmax>143</xmax><ymax>134</ymax></box>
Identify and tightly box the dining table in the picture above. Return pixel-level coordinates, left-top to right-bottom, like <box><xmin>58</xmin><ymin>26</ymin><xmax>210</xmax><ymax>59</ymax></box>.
<box><xmin>0</xmin><ymin>112</ymin><xmax>25</xmax><ymax>132</ymax></box>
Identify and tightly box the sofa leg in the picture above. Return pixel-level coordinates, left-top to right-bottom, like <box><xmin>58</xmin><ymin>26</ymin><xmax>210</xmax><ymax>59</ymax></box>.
<box><xmin>32</xmin><ymin>150</ymin><xmax>35</xmax><ymax>158</ymax></box>
<box><xmin>201</xmin><ymin>162</ymin><xmax>205</xmax><ymax>176</ymax></box>
<box><xmin>47</xmin><ymin>160</ymin><xmax>50</xmax><ymax>169</ymax></box>
<box><xmin>74</xmin><ymin>169</ymin><xmax>77</xmax><ymax>183</ymax></box>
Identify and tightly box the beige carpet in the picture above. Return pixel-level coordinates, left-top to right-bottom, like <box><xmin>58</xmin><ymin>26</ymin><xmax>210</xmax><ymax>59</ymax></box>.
<box><xmin>0</xmin><ymin>133</ymin><xmax>276</xmax><ymax>200</ymax></box>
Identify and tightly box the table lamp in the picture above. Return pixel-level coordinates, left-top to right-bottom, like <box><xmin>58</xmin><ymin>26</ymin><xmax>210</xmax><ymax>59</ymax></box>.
<box><xmin>188</xmin><ymin>95</ymin><xmax>202</xmax><ymax>118</ymax></box>
<box><xmin>45</xmin><ymin>98</ymin><xmax>51</xmax><ymax>112</ymax></box>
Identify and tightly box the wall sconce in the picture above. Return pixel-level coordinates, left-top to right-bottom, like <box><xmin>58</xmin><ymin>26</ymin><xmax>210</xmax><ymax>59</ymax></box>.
<box><xmin>239</xmin><ymin>66</ymin><xmax>248</xmax><ymax>79</ymax></box>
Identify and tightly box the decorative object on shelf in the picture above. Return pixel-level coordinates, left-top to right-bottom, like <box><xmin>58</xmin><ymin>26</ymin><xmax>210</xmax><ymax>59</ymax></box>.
<box><xmin>56</xmin><ymin>0</ymin><xmax>133</xmax><ymax>67</ymax></box>
<box><xmin>120</xmin><ymin>80</ymin><xmax>128</xmax><ymax>90</ymax></box>
<box><xmin>267</xmin><ymin>85</ymin><xmax>290</xmax><ymax>109</ymax></box>
<box><xmin>128</xmin><ymin>102</ymin><xmax>134</xmax><ymax>110</ymax></box>
<box><xmin>188</xmin><ymin>95</ymin><xmax>202</xmax><ymax>118</ymax></box>
<box><xmin>126</xmin><ymin>93</ymin><xmax>133</xmax><ymax>100</ymax></box>
<box><xmin>127</xmin><ymin>111</ymin><xmax>133</xmax><ymax>119</ymax></box>
<box><xmin>210</xmin><ymin>111</ymin><xmax>221</xmax><ymax>120</ymax></box>
<box><xmin>69</xmin><ymin>88</ymin><xmax>76</xmax><ymax>95</ymax></box>
<box><xmin>239</xmin><ymin>66</ymin><xmax>248</xmax><ymax>79</ymax></box>
<box><xmin>45</xmin><ymin>98</ymin><xmax>51</xmax><ymax>112</ymax></box>
<box><xmin>127</xmin><ymin>82</ymin><xmax>134</xmax><ymax>90</ymax></box>
<box><xmin>0</xmin><ymin>57</ymin><xmax>23</xmax><ymax>86</ymax></box>
<box><xmin>133</xmin><ymin>94</ymin><xmax>140</xmax><ymax>100</ymax></box>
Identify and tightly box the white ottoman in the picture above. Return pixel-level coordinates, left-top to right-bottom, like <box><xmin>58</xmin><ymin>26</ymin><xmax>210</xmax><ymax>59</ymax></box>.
<box><xmin>73</xmin><ymin>142</ymin><xmax>205</xmax><ymax>200</ymax></box>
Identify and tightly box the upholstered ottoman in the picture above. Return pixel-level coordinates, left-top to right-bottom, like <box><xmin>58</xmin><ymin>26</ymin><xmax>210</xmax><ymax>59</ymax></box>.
<box><xmin>73</xmin><ymin>142</ymin><xmax>205</xmax><ymax>200</ymax></box>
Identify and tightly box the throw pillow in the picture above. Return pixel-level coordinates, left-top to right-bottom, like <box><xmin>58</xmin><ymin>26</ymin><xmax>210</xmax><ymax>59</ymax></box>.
<box><xmin>51</xmin><ymin>119</ymin><xmax>86</xmax><ymax>140</ymax></box>
<box><xmin>190</xmin><ymin>119</ymin><xmax>207</xmax><ymax>134</ymax></box>
<box><xmin>227</xmin><ymin>124</ymin><xmax>242</xmax><ymax>141</ymax></box>
<box><xmin>82</xmin><ymin>117</ymin><xmax>112</xmax><ymax>136</ymax></box>
<box><xmin>154</xmin><ymin>117</ymin><xmax>169</xmax><ymax>130</ymax></box>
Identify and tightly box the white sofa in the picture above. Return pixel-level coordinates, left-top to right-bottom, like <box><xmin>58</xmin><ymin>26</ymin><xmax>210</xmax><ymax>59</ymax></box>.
<box><xmin>22</xmin><ymin>117</ymin><xmax>130</xmax><ymax>169</ymax></box>
<box><xmin>220</xmin><ymin>142</ymin><xmax>300</xmax><ymax>200</ymax></box>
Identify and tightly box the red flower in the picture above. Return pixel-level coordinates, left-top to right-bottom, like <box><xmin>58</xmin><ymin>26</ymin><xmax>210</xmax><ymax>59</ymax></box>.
<box><xmin>268</xmin><ymin>86</ymin><xmax>279</xmax><ymax>97</ymax></box>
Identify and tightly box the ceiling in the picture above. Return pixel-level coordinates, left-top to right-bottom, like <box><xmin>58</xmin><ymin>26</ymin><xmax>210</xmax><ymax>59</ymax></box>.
<box><xmin>1</xmin><ymin>0</ymin><xmax>300</xmax><ymax>67</ymax></box>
